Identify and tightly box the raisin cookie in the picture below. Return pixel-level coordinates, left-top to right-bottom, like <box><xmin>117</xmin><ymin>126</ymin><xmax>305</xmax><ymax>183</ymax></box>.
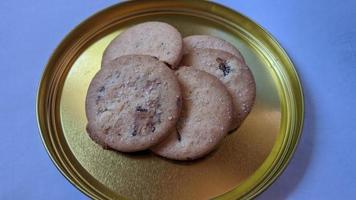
<box><xmin>183</xmin><ymin>35</ymin><xmax>245</xmax><ymax>63</ymax></box>
<box><xmin>102</xmin><ymin>21</ymin><xmax>183</xmax><ymax>69</ymax></box>
<box><xmin>151</xmin><ymin>67</ymin><xmax>233</xmax><ymax>160</ymax></box>
<box><xmin>86</xmin><ymin>55</ymin><xmax>182</xmax><ymax>152</ymax></box>
<box><xmin>180</xmin><ymin>48</ymin><xmax>256</xmax><ymax>130</ymax></box>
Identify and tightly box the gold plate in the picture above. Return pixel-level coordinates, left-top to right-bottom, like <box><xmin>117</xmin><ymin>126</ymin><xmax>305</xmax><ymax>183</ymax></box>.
<box><xmin>37</xmin><ymin>1</ymin><xmax>304</xmax><ymax>199</ymax></box>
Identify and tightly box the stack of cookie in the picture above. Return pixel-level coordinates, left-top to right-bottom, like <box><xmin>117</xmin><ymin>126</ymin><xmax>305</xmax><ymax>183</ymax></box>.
<box><xmin>86</xmin><ymin>22</ymin><xmax>256</xmax><ymax>161</ymax></box>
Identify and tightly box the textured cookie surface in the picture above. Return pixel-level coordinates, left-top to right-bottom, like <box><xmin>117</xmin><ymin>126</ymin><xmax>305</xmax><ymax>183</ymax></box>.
<box><xmin>183</xmin><ymin>35</ymin><xmax>244</xmax><ymax>62</ymax></box>
<box><xmin>180</xmin><ymin>48</ymin><xmax>256</xmax><ymax>130</ymax></box>
<box><xmin>102</xmin><ymin>21</ymin><xmax>183</xmax><ymax>69</ymax></box>
<box><xmin>151</xmin><ymin>67</ymin><xmax>233</xmax><ymax>160</ymax></box>
<box><xmin>86</xmin><ymin>55</ymin><xmax>182</xmax><ymax>152</ymax></box>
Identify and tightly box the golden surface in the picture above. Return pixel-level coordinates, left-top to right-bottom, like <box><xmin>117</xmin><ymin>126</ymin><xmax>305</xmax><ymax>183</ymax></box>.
<box><xmin>37</xmin><ymin>1</ymin><xmax>304</xmax><ymax>200</ymax></box>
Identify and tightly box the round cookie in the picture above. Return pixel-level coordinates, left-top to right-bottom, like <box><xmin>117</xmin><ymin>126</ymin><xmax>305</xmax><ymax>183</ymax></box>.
<box><xmin>183</xmin><ymin>35</ymin><xmax>245</xmax><ymax>63</ymax></box>
<box><xmin>180</xmin><ymin>48</ymin><xmax>256</xmax><ymax>130</ymax></box>
<box><xmin>102</xmin><ymin>21</ymin><xmax>183</xmax><ymax>69</ymax></box>
<box><xmin>86</xmin><ymin>55</ymin><xmax>182</xmax><ymax>152</ymax></box>
<box><xmin>151</xmin><ymin>67</ymin><xmax>233</xmax><ymax>160</ymax></box>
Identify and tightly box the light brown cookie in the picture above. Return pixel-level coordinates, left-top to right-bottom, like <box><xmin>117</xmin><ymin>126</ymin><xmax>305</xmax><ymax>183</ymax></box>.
<box><xmin>180</xmin><ymin>48</ymin><xmax>256</xmax><ymax>130</ymax></box>
<box><xmin>183</xmin><ymin>35</ymin><xmax>245</xmax><ymax>63</ymax></box>
<box><xmin>102</xmin><ymin>21</ymin><xmax>183</xmax><ymax>69</ymax></box>
<box><xmin>151</xmin><ymin>67</ymin><xmax>233</xmax><ymax>160</ymax></box>
<box><xmin>86</xmin><ymin>55</ymin><xmax>182</xmax><ymax>152</ymax></box>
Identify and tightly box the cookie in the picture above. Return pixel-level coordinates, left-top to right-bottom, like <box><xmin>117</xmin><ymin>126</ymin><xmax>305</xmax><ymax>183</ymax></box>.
<box><xmin>151</xmin><ymin>67</ymin><xmax>233</xmax><ymax>160</ymax></box>
<box><xmin>86</xmin><ymin>55</ymin><xmax>182</xmax><ymax>152</ymax></box>
<box><xmin>183</xmin><ymin>35</ymin><xmax>245</xmax><ymax>63</ymax></box>
<box><xmin>102</xmin><ymin>21</ymin><xmax>183</xmax><ymax>69</ymax></box>
<box><xmin>180</xmin><ymin>49</ymin><xmax>256</xmax><ymax>130</ymax></box>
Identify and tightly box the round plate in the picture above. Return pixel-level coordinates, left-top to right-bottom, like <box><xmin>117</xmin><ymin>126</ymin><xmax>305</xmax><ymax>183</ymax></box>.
<box><xmin>37</xmin><ymin>1</ymin><xmax>304</xmax><ymax>199</ymax></box>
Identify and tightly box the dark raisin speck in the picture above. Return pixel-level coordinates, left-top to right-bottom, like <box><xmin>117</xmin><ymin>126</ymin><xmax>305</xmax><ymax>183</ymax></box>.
<box><xmin>216</xmin><ymin>57</ymin><xmax>231</xmax><ymax>76</ymax></box>
<box><xmin>131</xmin><ymin>123</ymin><xmax>138</xmax><ymax>136</ymax></box>
<box><xmin>176</xmin><ymin>97</ymin><xmax>181</xmax><ymax>107</ymax></box>
<box><xmin>98</xmin><ymin>86</ymin><xmax>105</xmax><ymax>92</ymax></box>
<box><xmin>136</xmin><ymin>106</ymin><xmax>148</xmax><ymax>112</ymax></box>
<box><xmin>147</xmin><ymin>122</ymin><xmax>156</xmax><ymax>133</ymax></box>
<box><xmin>152</xmin><ymin>56</ymin><xmax>159</xmax><ymax>60</ymax></box>
<box><xmin>163</xmin><ymin>61</ymin><xmax>172</xmax><ymax>68</ymax></box>
<box><xmin>176</xmin><ymin>128</ymin><xmax>181</xmax><ymax>142</ymax></box>
<box><xmin>98</xmin><ymin>107</ymin><xmax>108</xmax><ymax>113</ymax></box>
<box><xmin>132</xmin><ymin>130</ymin><xmax>137</xmax><ymax>136</ymax></box>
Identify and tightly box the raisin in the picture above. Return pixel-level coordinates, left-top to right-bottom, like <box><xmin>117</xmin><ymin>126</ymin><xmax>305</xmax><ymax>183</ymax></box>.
<box><xmin>176</xmin><ymin>128</ymin><xmax>181</xmax><ymax>142</ymax></box>
<box><xmin>146</xmin><ymin>121</ymin><xmax>156</xmax><ymax>133</ymax></box>
<box><xmin>98</xmin><ymin>86</ymin><xmax>105</xmax><ymax>92</ymax></box>
<box><xmin>98</xmin><ymin>107</ymin><xmax>108</xmax><ymax>113</ymax></box>
<box><xmin>136</xmin><ymin>106</ymin><xmax>148</xmax><ymax>112</ymax></box>
<box><xmin>132</xmin><ymin>125</ymin><xmax>138</xmax><ymax>136</ymax></box>
<box><xmin>216</xmin><ymin>57</ymin><xmax>231</xmax><ymax>76</ymax></box>
<box><xmin>163</xmin><ymin>61</ymin><xmax>172</xmax><ymax>68</ymax></box>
